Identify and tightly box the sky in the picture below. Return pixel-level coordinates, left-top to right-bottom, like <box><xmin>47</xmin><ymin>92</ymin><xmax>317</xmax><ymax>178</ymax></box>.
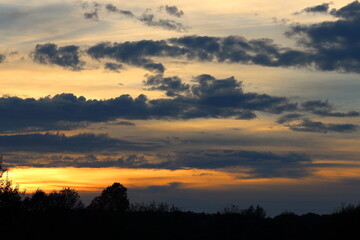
<box><xmin>1</xmin><ymin>0</ymin><xmax>360</xmax><ymax>215</ymax></box>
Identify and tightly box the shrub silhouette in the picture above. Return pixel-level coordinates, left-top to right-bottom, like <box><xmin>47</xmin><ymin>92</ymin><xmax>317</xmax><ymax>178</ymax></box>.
<box><xmin>130</xmin><ymin>201</ymin><xmax>182</xmax><ymax>213</ymax></box>
<box><xmin>0</xmin><ymin>179</ymin><xmax>25</xmax><ymax>209</ymax></box>
<box><xmin>335</xmin><ymin>203</ymin><xmax>360</xmax><ymax>215</ymax></box>
<box><xmin>24</xmin><ymin>189</ymin><xmax>50</xmax><ymax>211</ymax></box>
<box><xmin>47</xmin><ymin>187</ymin><xmax>84</xmax><ymax>210</ymax></box>
<box><xmin>0</xmin><ymin>155</ymin><xmax>7</xmax><ymax>178</ymax></box>
<box><xmin>223</xmin><ymin>204</ymin><xmax>266</xmax><ymax>218</ymax></box>
<box><xmin>89</xmin><ymin>182</ymin><xmax>129</xmax><ymax>212</ymax></box>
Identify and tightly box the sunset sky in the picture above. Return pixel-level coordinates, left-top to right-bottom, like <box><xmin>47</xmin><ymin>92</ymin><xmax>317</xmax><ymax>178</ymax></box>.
<box><xmin>1</xmin><ymin>0</ymin><xmax>360</xmax><ymax>215</ymax></box>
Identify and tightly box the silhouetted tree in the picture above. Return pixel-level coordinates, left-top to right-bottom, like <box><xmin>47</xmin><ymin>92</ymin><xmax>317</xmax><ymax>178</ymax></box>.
<box><xmin>242</xmin><ymin>205</ymin><xmax>267</xmax><ymax>218</ymax></box>
<box><xmin>130</xmin><ymin>201</ymin><xmax>182</xmax><ymax>213</ymax></box>
<box><xmin>0</xmin><ymin>179</ymin><xmax>24</xmax><ymax>209</ymax></box>
<box><xmin>0</xmin><ymin>155</ymin><xmax>8</xmax><ymax>178</ymax></box>
<box><xmin>47</xmin><ymin>187</ymin><xmax>84</xmax><ymax>210</ymax></box>
<box><xmin>222</xmin><ymin>204</ymin><xmax>266</xmax><ymax>218</ymax></box>
<box><xmin>89</xmin><ymin>182</ymin><xmax>129</xmax><ymax>212</ymax></box>
<box><xmin>23</xmin><ymin>189</ymin><xmax>50</xmax><ymax>211</ymax></box>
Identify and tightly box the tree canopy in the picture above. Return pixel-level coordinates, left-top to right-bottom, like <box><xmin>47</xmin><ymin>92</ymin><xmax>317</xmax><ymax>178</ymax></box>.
<box><xmin>89</xmin><ymin>182</ymin><xmax>129</xmax><ymax>212</ymax></box>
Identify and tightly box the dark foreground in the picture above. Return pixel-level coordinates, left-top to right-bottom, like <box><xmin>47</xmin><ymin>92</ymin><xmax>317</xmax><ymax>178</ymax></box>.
<box><xmin>2</xmin><ymin>205</ymin><xmax>360</xmax><ymax>240</ymax></box>
<box><xmin>1</xmin><ymin>180</ymin><xmax>360</xmax><ymax>239</ymax></box>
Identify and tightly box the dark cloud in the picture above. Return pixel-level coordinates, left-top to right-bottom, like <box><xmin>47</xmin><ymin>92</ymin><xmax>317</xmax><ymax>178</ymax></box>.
<box><xmin>31</xmin><ymin>26</ymin><xmax>357</xmax><ymax>74</ymax></box>
<box><xmin>84</xmin><ymin>36</ymin><xmax>311</xmax><ymax>72</ymax></box>
<box><xmin>294</xmin><ymin>3</ymin><xmax>331</xmax><ymax>15</ymax></box>
<box><xmin>0</xmin><ymin>93</ymin><xmax>148</xmax><ymax>132</ymax></box>
<box><xmin>189</xmin><ymin>74</ymin><xmax>296</xmax><ymax>114</ymax></box>
<box><xmin>115</xmin><ymin>121</ymin><xmax>136</xmax><ymax>126</ymax></box>
<box><xmin>84</xmin><ymin>2</ymin><xmax>360</xmax><ymax>74</ymax></box>
<box><xmin>104</xmin><ymin>62</ymin><xmax>124</xmax><ymax>72</ymax></box>
<box><xmin>79</xmin><ymin>1</ymin><xmax>101</xmax><ymax>21</ymax></box>
<box><xmin>288</xmin><ymin>119</ymin><xmax>358</xmax><ymax>133</ymax></box>
<box><xmin>121</xmin><ymin>150</ymin><xmax>313</xmax><ymax>178</ymax></box>
<box><xmin>3</xmin><ymin>149</ymin><xmax>314</xmax><ymax>178</ymax></box>
<box><xmin>0</xmin><ymin>75</ymin><xmax>297</xmax><ymax>132</ymax></box>
<box><xmin>140</xmin><ymin>182</ymin><xmax>183</xmax><ymax>193</ymax></box>
<box><xmin>87</xmin><ymin>41</ymin><xmax>168</xmax><ymax>73</ymax></box>
<box><xmin>276</xmin><ymin>100</ymin><xmax>359</xmax><ymax>129</ymax></box>
<box><xmin>163</xmin><ymin>5</ymin><xmax>184</xmax><ymax>18</ymax></box>
<box><xmin>78</xmin><ymin>1</ymin><xmax>187</xmax><ymax>32</ymax></box>
<box><xmin>72</xmin><ymin>2</ymin><xmax>360</xmax><ymax>74</ymax></box>
<box><xmin>23</xmin><ymin>1</ymin><xmax>360</xmax><ymax>74</ymax></box>
<box><xmin>0</xmin><ymin>54</ymin><xmax>5</xmax><ymax>63</ymax></box>
<box><xmin>33</xmin><ymin>43</ymin><xmax>83</xmax><ymax>70</ymax></box>
<box><xmin>330</xmin><ymin>0</ymin><xmax>360</xmax><ymax>19</ymax></box>
<box><xmin>276</xmin><ymin>113</ymin><xmax>303</xmax><ymax>124</ymax></box>
<box><xmin>301</xmin><ymin>100</ymin><xmax>360</xmax><ymax>117</ymax></box>
<box><xmin>138</xmin><ymin>11</ymin><xmax>188</xmax><ymax>32</ymax></box>
<box><xmin>105</xmin><ymin>3</ymin><xmax>117</xmax><ymax>12</ymax></box>
<box><xmin>277</xmin><ymin>102</ymin><xmax>359</xmax><ymax>133</ymax></box>
<box><xmin>0</xmin><ymin>132</ymin><xmax>156</xmax><ymax>153</ymax></box>
<box><xmin>85</xmin><ymin>36</ymin><xmax>305</xmax><ymax>72</ymax></box>
<box><xmin>4</xmin><ymin>153</ymin><xmax>126</xmax><ymax>168</ymax></box>
<box><xmin>286</xmin><ymin>1</ymin><xmax>360</xmax><ymax>73</ymax></box>
<box><xmin>84</xmin><ymin>11</ymin><xmax>99</xmax><ymax>21</ymax></box>
<box><xmin>304</xmin><ymin>3</ymin><xmax>331</xmax><ymax>13</ymax></box>
<box><xmin>144</xmin><ymin>74</ymin><xmax>190</xmax><ymax>96</ymax></box>
<box><xmin>104</xmin><ymin>3</ymin><xmax>135</xmax><ymax>17</ymax></box>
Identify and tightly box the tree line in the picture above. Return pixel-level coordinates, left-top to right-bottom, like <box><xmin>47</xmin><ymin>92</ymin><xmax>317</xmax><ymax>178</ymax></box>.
<box><xmin>1</xmin><ymin>161</ymin><xmax>360</xmax><ymax>239</ymax></box>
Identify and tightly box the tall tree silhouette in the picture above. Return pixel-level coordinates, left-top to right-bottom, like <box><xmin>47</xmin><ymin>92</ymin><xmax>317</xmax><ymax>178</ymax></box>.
<box><xmin>48</xmin><ymin>187</ymin><xmax>84</xmax><ymax>210</ymax></box>
<box><xmin>0</xmin><ymin>155</ymin><xmax>8</xmax><ymax>178</ymax></box>
<box><xmin>0</xmin><ymin>155</ymin><xmax>24</xmax><ymax>209</ymax></box>
<box><xmin>89</xmin><ymin>182</ymin><xmax>129</xmax><ymax>212</ymax></box>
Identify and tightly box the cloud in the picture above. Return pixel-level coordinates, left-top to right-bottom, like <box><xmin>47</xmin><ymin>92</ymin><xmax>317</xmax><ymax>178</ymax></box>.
<box><xmin>122</xmin><ymin>150</ymin><xmax>314</xmax><ymax>178</ymax></box>
<box><xmin>277</xmin><ymin>101</ymin><xmax>360</xmax><ymax>133</ymax></box>
<box><xmin>78</xmin><ymin>1</ymin><xmax>101</xmax><ymax>21</ymax></box>
<box><xmin>304</xmin><ymin>3</ymin><xmax>331</xmax><ymax>13</ymax></box>
<box><xmin>84</xmin><ymin>11</ymin><xmax>99</xmax><ymax>21</ymax></box>
<box><xmin>140</xmin><ymin>182</ymin><xmax>183</xmax><ymax>193</ymax></box>
<box><xmin>4</xmin><ymin>148</ymin><xmax>315</xmax><ymax>179</ymax></box>
<box><xmin>0</xmin><ymin>132</ymin><xmax>156</xmax><ymax>153</ymax></box>
<box><xmin>0</xmin><ymin>93</ymin><xmax>148</xmax><ymax>132</ymax></box>
<box><xmin>104</xmin><ymin>62</ymin><xmax>124</xmax><ymax>72</ymax></box>
<box><xmin>85</xmin><ymin>36</ymin><xmax>305</xmax><ymax>72</ymax></box>
<box><xmin>104</xmin><ymin>3</ymin><xmax>135</xmax><ymax>17</ymax></box>
<box><xmin>276</xmin><ymin>99</ymin><xmax>360</xmax><ymax>132</ymax></box>
<box><xmin>32</xmin><ymin>43</ymin><xmax>83</xmax><ymax>70</ymax></box>
<box><xmin>294</xmin><ymin>3</ymin><xmax>331</xmax><ymax>15</ymax></box>
<box><xmin>138</xmin><ymin>11</ymin><xmax>188</xmax><ymax>32</ymax></box>
<box><xmin>144</xmin><ymin>74</ymin><xmax>190</xmax><ymax>96</ymax></box>
<box><xmin>78</xmin><ymin>1</ymin><xmax>188</xmax><ymax>32</ymax></box>
<box><xmin>276</xmin><ymin>113</ymin><xmax>303</xmax><ymax>124</ymax></box>
<box><xmin>288</xmin><ymin>119</ymin><xmax>358</xmax><ymax>133</ymax></box>
<box><xmin>162</xmin><ymin>5</ymin><xmax>184</xmax><ymax>18</ymax></box>
<box><xmin>0</xmin><ymin>54</ymin><xmax>5</xmax><ymax>63</ymax></box>
<box><xmin>86</xmin><ymin>41</ymin><xmax>167</xmax><ymax>73</ymax></box>
<box><xmin>189</xmin><ymin>74</ymin><xmax>296</xmax><ymax>114</ymax></box>
<box><xmin>4</xmin><ymin>153</ymin><xmax>126</xmax><ymax>168</ymax></box>
<box><xmin>301</xmin><ymin>100</ymin><xmax>359</xmax><ymax>117</ymax></box>
<box><xmin>0</xmin><ymin>75</ymin><xmax>297</xmax><ymax>132</ymax></box>
<box><xmin>115</xmin><ymin>121</ymin><xmax>136</xmax><ymax>126</ymax></box>
<box><xmin>82</xmin><ymin>35</ymin><xmax>342</xmax><ymax>73</ymax></box>
<box><xmin>329</xmin><ymin>0</ymin><xmax>360</xmax><ymax>19</ymax></box>
<box><xmin>31</xmin><ymin>20</ymin><xmax>359</xmax><ymax>74</ymax></box>
<box><xmin>286</xmin><ymin>1</ymin><xmax>360</xmax><ymax>73</ymax></box>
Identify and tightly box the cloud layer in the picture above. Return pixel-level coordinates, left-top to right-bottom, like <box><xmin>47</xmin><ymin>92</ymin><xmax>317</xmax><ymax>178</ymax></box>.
<box><xmin>0</xmin><ymin>132</ymin><xmax>155</xmax><ymax>153</ymax></box>
<box><xmin>0</xmin><ymin>75</ymin><xmax>299</xmax><ymax>132</ymax></box>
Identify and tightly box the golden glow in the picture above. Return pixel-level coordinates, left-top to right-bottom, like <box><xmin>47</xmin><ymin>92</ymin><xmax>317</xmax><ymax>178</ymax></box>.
<box><xmin>8</xmin><ymin>167</ymin><xmax>238</xmax><ymax>193</ymax></box>
<box><xmin>7</xmin><ymin>165</ymin><xmax>360</xmax><ymax>194</ymax></box>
